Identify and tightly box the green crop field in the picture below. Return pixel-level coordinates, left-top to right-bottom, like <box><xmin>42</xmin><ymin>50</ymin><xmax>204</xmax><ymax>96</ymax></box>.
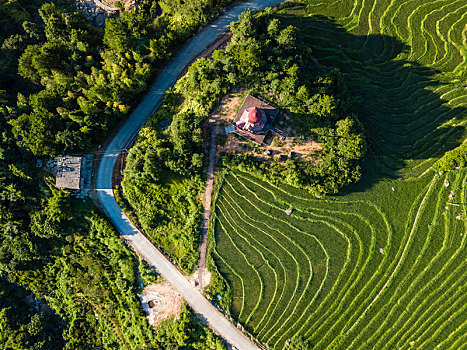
<box><xmin>212</xmin><ymin>1</ymin><xmax>467</xmax><ymax>349</ymax></box>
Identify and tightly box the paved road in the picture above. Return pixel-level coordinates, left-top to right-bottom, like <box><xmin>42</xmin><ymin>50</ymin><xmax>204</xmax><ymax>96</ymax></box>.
<box><xmin>93</xmin><ymin>0</ymin><xmax>118</xmax><ymax>12</ymax></box>
<box><xmin>96</xmin><ymin>1</ymin><xmax>284</xmax><ymax>349</ymax></box>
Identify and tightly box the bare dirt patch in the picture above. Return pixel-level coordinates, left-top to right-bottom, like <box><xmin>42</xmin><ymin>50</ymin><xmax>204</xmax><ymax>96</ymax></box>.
<box><xmin>212</xmin><ymin>90</ymin><xmax>323</xmax><ymax>164</ymax></box>
<box><xmin>201</xmin><ymin>88</ymin><xmax>245</xmax><ymax>173</ymax></box>
<box><xmin>139</xmin><ymin>283</ymin><xmax>183</xmax><ymax>327</ymax></box>
<box><xmin>219</xmin><ymin>132</ymin><xmax>322</xmax><ymax>163</ymax></box>
<box><xmin>189</xmin><ymin>268</ymin><xmax>212</xmax><ymax>289</ymax></box>
<box><xmin>210</xmin><ymin>88</ymin><xmax>245</xmax><ymax>125</ymax></box>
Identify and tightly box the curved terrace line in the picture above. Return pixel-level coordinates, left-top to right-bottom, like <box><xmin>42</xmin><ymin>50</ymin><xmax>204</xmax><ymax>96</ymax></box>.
<box><xmin>95</xmin><ymin>1</ymin><xmax>286</xmax><ymax>349</ymax></box>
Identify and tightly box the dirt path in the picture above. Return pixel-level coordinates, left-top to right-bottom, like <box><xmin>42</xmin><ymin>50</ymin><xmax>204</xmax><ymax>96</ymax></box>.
<box><xmin>95</xmin><ymin>1</ymin><xmax>286</xmax><ymax>349</ymax></box>
<box><xmin>198</xmin><ymin>126</ymin><xmax>222</xmax><ymax>289</ymax></box>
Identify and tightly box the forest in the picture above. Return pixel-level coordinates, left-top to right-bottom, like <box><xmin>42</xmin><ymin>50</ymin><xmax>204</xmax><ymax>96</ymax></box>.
<box><xmin>3</xmin><ymin>0</ymin><xmax>233</xmax><ymax>156</ymax></box>
<box><xmin>0</xmin><ymin>0</ymin><xmax>231</xmax><ymax>348</ymax></box>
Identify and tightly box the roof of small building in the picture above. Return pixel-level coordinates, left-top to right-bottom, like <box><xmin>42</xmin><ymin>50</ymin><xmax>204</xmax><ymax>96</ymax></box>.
<box><xmin>232</xmin><ymin>94</ymin><xmax>279</xmax><ymax>145</ymax></box>
<box><xmin>55</xmin><ymin>156</ymin><xmax>83</xmax><ymax>190</ymax></box>
<box><xmin>248</xmin><ymin>107</ymin><xmax>262</xmax><ymax>124</ymax></box>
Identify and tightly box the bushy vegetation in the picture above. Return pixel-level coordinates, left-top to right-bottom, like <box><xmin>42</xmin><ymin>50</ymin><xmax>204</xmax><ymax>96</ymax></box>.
<box><xmin>435</xmin><ymin>142</ymin><xmax>467</xmax><ymax>173</ymax></box>
<box><xmin>0</xmin><ymin>179</ymin><xmax>222</xmax><ymax>349</ymax></box>
<box><xmin>0</xmin><ymin>278</ymin><xmax>63</xmax><ymax>349</ymax></box>
<box><xmin>212</xmin><ymin>1</ymin><xmax>467</xmax><ymax>349</ymax></box>
<box><xmin>122</xmin><ymin>122</ymin><xmax>204</xmax><ymax>271</ymax></box>
<box><xmin>0</xmin><ymin>172</ymin><xmax>153</xmax><ymax>348</ymax></box>
<box><xmin>2</xmin><ymin>0</ymin><xmax>233</xmax><ymax>157</ymax></box>
<box><xmin>0</xmin><ymin>0</ymin><xmax>232</xmax><ymax>347</ymax></box>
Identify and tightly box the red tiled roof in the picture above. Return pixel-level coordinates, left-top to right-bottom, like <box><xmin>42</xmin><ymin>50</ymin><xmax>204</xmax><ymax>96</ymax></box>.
<box><xmin>248</xmin><ymin>108</ymin><xmax>262</xmax><ymax>123</ymax></box>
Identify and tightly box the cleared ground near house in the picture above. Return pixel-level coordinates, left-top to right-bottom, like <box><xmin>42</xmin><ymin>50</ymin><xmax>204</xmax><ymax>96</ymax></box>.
<box><xmin>213</xmin><ymin>0</ymin><xmax>467</xmax><ymax>349</ymax></box>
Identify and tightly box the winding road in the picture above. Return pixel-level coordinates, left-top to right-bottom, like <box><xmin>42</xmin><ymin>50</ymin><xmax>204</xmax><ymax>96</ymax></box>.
<box><xmin>96</xmin><ymin>1</ymin><xmax>284</xmax><ymax>349</ymax></box>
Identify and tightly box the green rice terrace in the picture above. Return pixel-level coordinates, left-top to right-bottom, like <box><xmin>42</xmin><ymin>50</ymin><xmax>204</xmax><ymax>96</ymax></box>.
<box><xmin>212</xmin><ymin>0</ymin><xmax>467</xmax><ymax>349</ymax></box>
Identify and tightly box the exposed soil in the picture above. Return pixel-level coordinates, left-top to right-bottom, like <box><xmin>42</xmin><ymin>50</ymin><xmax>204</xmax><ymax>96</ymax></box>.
<box><xmin>139</xmin><ymin>283</ymin><xmax>183</xmax><ymax>327</ymax></box>
<box><xmin>213</xmin><ymin>90</ymin><xmax>323</xmax><ymax>164</ymax></box>
<box><xmin>74</xmin><ymin>0</ymin><xmax>117</xmax><ymax>26</ymax></box>
<box><xmin>209</xmin><ymin>87</ymin><xmax>245</xmax><ymax>125</ymax></box>
<box><xmin>189</xmin><ymin>268</ymin><xmax>212</xmax><ymax>288</ymax></box>
<box><xmin>220</xmin><ymin>132</ymin><xmax>322</xmax><ymax>164</ymax></box>
<box><xmin>99</xmin><ymin>0</ymin><xmax>121</xmax><ymax>7</ymax></box>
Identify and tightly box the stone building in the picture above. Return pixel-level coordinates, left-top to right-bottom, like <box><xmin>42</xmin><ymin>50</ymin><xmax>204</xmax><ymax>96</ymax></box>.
<box><xmin>55</xmin><ymin>156</ymin><xmax>86</xmax><ymax>190</ymax></box>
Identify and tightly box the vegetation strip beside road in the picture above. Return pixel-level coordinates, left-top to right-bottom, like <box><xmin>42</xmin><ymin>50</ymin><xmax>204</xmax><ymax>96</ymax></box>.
<box><xmin>96</xmin><ymin>1</ymin><xmax>285</xmax><ymax>348</ymax></box>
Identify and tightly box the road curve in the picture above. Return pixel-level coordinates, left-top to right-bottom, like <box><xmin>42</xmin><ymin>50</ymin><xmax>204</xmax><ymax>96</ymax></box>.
<box><xmin>96</xmin><ymin>1</ymin><xmax>284</xmax><ymax>349</ymax></box>
<box><xmin>92</xmin><ymin>0</ymin><xmax>118</xmax><ymax>12</ymax></box>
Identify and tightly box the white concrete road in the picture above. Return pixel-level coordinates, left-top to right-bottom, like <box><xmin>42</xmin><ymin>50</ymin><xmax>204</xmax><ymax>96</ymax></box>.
<box><xmin>96</xmin><ymin>1</ymin><xmax>284</xmax><ymax>349</ymax></box>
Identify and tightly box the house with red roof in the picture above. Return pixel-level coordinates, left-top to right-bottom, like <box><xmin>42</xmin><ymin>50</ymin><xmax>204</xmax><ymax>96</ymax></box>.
<box><xmin>232</xmin><ymin>94</ymin><xmax>283</xmax><ymax>145</ymax></box>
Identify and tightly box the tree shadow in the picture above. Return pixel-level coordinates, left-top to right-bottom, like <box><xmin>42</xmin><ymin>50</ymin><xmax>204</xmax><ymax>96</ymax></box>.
<box><xmin>279</xmin><ymin>13</ymin><xmax>466</xmax><ymax>193</ymax></box>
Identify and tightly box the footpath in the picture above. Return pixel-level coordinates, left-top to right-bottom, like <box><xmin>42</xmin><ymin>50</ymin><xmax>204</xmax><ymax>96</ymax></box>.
<box><xmin>96</xmin><ymin>1</ymin><xmax>285</xmax><ymax>348</ymax></box>
<box><xmin>198</xmin><ymin>127</ymin><xmax>222</xmax><ymax>289</ymax></box>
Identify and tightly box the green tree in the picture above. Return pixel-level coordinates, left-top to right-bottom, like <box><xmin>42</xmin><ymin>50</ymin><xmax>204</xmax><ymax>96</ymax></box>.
<box><xmin>277</xmin><ymin>25</ymin><xmax>298</xmax><ymax>48</ymax></box>
<box><xmin>287</xmin><ymin>335</ymin><xmax>313</xmax><ymax>349</ymax></box>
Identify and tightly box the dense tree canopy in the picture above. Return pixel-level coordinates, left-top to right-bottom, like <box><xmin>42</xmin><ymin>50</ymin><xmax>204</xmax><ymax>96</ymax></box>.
<box><xmin>122</xmin><ymin>111</ymin><xmax>203</xmax><ymax>271</ymax></box>
<box><xmin>0</xmin><ymin>278</ymin><xmax>64</xmax><ymax>349</ymax></box>
<box><xmin>0</xmin><ymin>0</ymin><xmax>233</xmax><ymax>347</ymax></box>
<box><xmin>2</xmin><ymin>0</ymin><xmax>233</xmax><ymax>157</ymax></box>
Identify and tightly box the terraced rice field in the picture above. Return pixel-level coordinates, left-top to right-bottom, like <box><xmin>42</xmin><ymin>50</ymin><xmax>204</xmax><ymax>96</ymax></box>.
<box><xmin>212</xmin><ymin>1</ymin><xmax>467</xmax><ymax>349</ymax></box>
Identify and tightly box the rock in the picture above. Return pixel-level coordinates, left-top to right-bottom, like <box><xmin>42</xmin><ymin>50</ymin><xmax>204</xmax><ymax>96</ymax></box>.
<box><xmin>444</xmin><ymin>179</ymin><xmax>450</xmax><ymax>187</ymax></box>
<box><xmin>285</xmin><ymin>208</ymin><xmax>293</xmax><ymax>216</ymax></box>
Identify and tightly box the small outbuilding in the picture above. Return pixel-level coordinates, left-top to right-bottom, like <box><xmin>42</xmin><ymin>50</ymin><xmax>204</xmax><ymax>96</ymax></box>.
<box><xmin>55</xmin><ymin>156</ymin><xmax>85</xmax><ymax>190</ymax></box>
<box><xmin>232</xmin><ymin>94</ymin><xmax>280</xmax><ymax>145</ymax></box>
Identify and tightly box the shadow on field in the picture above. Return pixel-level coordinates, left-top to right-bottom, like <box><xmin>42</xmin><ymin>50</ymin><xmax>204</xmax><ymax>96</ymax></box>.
<box><xmin>279</xmin><ymin>12</ymin><xmax>466</xmax><ymax>193</ymax></box>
